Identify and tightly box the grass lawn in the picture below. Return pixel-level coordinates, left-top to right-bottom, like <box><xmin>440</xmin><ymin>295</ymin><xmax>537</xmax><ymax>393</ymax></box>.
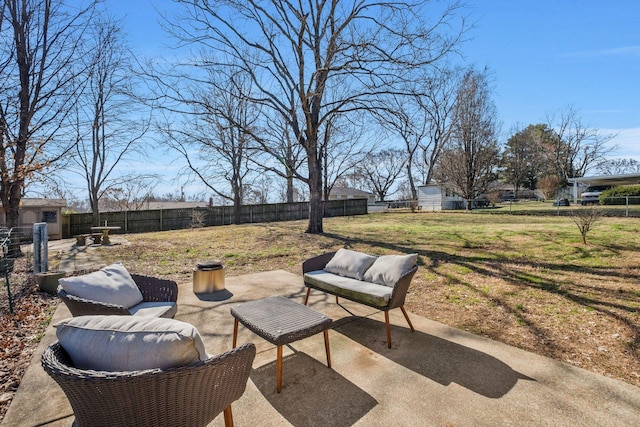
<box><xmin>94</xmin><ymin>211</ymin><xmax>640</xmax><ymax>387</ymax></box>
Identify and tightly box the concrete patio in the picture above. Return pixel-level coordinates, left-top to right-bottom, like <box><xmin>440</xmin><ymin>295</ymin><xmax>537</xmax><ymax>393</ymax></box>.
<box><xmin>3</xmin><ymin>267</ymin><xmax>640</xmax><ymax>426</ymax></box>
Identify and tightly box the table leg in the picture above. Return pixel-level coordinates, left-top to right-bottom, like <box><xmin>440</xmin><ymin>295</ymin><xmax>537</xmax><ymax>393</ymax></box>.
<box><xmin>101</xmin><ymin>230</ymin><xmax>110</xmax><ymax>245</ymax></box>
<box><xmin>232</xmin><ymin>318</ymin><xmax>238</xmax><ymax>348</ymax></box>
<box><xmin>324</xmin><ymin>330</ymin><xmax>331</xmax><ymax>369</ymax></box>
<box><xmin>276</xmin><ymin>345</ymin><xmax>283</xmax><ymax>393</ymax></box>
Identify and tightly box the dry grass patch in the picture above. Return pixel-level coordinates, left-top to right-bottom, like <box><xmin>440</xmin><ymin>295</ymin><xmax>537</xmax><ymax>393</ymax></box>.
<box><xmin>94</xmin><ymin>212</ymin><xmax>639</xmax><ymax>387</ymax></box>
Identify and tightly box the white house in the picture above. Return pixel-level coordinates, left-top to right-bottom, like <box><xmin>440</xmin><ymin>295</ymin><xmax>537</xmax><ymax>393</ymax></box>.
<box><xmin>328</xmin><ymin>187</ymin><xmax>376</xmax><ymax>204</ymax></box>
<box><xmin>417</xmin><ymin>184</ymin><xmax>466</xmax><ymax>211</ymax></box>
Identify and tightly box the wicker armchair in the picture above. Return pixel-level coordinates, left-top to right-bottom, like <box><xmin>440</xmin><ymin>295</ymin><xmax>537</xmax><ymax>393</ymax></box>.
<box><xmin>58</xmin><ymin>274</ymin><xmax>178</xmax><ymax>318</ymax></box>
<box><xmin>42</xmin><ymin>341</ymin><xmax>256</xmax><ymax>427</ymax></box>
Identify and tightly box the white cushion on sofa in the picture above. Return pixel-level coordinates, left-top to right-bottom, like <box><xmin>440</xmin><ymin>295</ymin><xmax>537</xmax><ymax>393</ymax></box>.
<box><xmin>129</xmin><ymin>301</ymin><xmax>178</xmax><ymax>318</ymax></box>
<box><xmin>324</xmin><ymin>248</ymin><xmax>377</xmax><ymax>280</ymax></box>
<box><xmin>305</xmin><ymin>270</ymin><xmax>392</xmax><ymax>307</ymax></box>
<box><xmin>55</xmin><ymin>315</ymin><xmax>208</xmax><ymax>371</ymax></box>
<box><xmin>58</xmin><ymin>262</ymin><xmax>143</xmax><ymax>308</ymax></box>
<box><xmin>363</xmin><ymin>253</ymin><xmax>418</xmax><ymax>287</ymax></box>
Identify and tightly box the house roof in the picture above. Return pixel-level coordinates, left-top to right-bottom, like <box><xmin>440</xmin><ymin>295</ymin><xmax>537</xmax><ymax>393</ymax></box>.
<box><xmin>568</xmin><ymin>173</ymin><xmax>640</xmax><ymax>187</ymax></box>
<box><xmin>330</xmin><ymin>187</ymin><xmax>374</xmax><ymax>197</ymax></box>
<box><xmin>2</xmin><ymin>198</ymin><xmax>68</xmax><ymax>208</ymax></box>
<box><xmin>142</xmin><ymin>201</ymin><xmax>210</xmax><ymax>210</ymax></box>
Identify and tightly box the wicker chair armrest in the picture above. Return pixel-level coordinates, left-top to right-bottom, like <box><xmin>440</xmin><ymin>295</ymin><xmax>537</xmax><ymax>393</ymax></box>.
<box><xmin>58</xmin><ymin>289</ymin><xmax>130</xmax><ymax>316</ymax></box>
<box><xmin>131</xmin><ymin>274</ymin><xmax>178</xmax><ymax>303</ymax></box>
<box><xmin>42</xmin><ymin>342</ymin><xmax>256</xmax><ymax>427</ymax></box>
<box><xmin>302</xmin><ymin>252</ymin><xmax>337</xmax><ymax>274</ymax></box>
<box><xmin>387</xmin><ymin>265</ymin><xmax>419</xmax><ymax>310</ymax></box>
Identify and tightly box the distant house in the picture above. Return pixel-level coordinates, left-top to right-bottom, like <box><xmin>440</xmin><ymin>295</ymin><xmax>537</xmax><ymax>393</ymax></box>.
<box><xmin>417</xmin><ymin>184</ymin><xmax>465</xmax><ymax>211</ymax></box>
<box><xmin>0</xmin><ymin>198</ymin><xmax>67</xmax><ymax>239</ymax></box>
<box><xmin>329</xmin><ymin>187</ymin><xmax>376</xmax><ymax>204</ymax></box>
<box><xmin>141</xmin><ymin>201</ymin><xmax>211</xmax><ymax>210</ymax></box>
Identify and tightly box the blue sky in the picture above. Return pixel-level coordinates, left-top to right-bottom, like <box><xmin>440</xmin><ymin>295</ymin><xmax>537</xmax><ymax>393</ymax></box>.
<box><xmin>461</xmin><ymin>1</ymin><xmax>639</xmax><ymax>159</ymax></box>
<box><xmin>109</xmin><ymin>0</ymin><xmax>639</xmax><ymax>187</ymax></box>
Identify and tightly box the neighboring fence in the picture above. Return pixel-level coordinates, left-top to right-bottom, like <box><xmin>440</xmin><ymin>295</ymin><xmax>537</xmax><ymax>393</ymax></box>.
<box><xmin>61</xmin><ymin>199</ymin><xmax>368</xmax><ymax>238</ymax></box>
<box><xmin>599</xmin><ymin>196</ymin><xmax>640</xmax><ymax>206</ymax></box>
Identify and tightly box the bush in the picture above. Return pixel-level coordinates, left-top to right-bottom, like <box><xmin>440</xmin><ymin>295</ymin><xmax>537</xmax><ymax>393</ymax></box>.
<box><xmin>600</xmin><ymin>185</ymin><xmax>640</xmax><ymax>205</ymax></box>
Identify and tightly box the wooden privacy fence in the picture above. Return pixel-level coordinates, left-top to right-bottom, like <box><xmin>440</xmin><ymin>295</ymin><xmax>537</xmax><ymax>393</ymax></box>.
<box><xmin>61</xmin><ymin>199</ymin><xmax>367</xmax><ymax>238</ymax></box>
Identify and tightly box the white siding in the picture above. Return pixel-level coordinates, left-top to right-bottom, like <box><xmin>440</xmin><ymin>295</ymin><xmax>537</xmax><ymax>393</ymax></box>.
<box><xmin>418</xmin><ymin>185</ymin><xmax>466</xmax><ymax>210</ymax></box>
<box><xmin>418</xmin><ymin>185</ymin><xmax>444</xmax><ymax>211</ymax></box>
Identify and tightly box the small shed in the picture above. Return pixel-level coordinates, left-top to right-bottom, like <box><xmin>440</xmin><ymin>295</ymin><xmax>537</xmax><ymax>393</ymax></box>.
<box><xmin>417</xmin><ymin>184</ymin><xmax>466</xmax><ymax>211</ymax></box>
<box><xmin>0</xmin><ymin>198</ymin><xmax>67</xmax><ymax>240</ymax></box>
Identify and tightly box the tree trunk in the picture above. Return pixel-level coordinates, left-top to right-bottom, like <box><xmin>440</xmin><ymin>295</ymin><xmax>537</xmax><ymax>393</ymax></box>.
<box><xmin>306</xmin><ymin>153</ymin><xmax>323</xmax><ymax>234</ymax></box>
<box><xmin>407</xmin><ymin>161</ymin><xmax>417</xmax><ymax>200</ymax></box>
<box><xmin>232</xmin><ymin>179</ymin><xmax>242</xmax><ymax>224</ymax></box>
<box><xmin>286</xmin><ymin>175</ymin><xmax>294</xmax><ymax>203</ymax></box>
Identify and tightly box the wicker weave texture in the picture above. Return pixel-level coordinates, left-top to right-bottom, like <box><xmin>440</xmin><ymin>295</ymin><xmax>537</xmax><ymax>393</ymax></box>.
<box><xmin>231</xmin><ymin>296</ymin><xmax>332</xmax><ymax>346</ymax></box>
<box><xmin>58</xmin><ymin>274</ymin><xmax>178</xmax><ymax>317</ymax></box>
<box><xmin>42</xmin><ymin>341</ymin><xmax>256</xmax><ymax>427</ymax></box>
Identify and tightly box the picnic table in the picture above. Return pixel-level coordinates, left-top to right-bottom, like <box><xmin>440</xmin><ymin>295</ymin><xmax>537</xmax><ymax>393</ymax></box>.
<box><xmin>90</xmin><ymin>226</ymin><xmax>121</xmax><ymax>245</ymax></box>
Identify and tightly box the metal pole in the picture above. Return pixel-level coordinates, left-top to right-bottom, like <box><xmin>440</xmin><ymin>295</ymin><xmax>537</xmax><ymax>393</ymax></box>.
<box><xmin>33</xmin><ymin>223</ymin><xmax>48</xmax><ymax>273</ymax></box>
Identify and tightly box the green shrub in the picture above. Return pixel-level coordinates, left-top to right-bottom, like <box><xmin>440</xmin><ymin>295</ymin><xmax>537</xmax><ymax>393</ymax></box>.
<box><xmin>600</xmin><ymin>185</ymin><xmax>640</xmax><ymax>205</ymax></box>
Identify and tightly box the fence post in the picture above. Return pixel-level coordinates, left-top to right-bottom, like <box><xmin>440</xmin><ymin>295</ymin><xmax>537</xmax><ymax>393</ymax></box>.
<box><xmin>626</xmin><ymin>196</ymin><xmax>629</xmax><ymax>217</ymax></box>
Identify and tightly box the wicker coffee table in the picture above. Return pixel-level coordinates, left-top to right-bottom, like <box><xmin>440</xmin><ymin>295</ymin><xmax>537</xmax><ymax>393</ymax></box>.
<box><xmin>231</xmin><ymin>295</ymin><xmax>333</xmax><ymax>393</ymax></box>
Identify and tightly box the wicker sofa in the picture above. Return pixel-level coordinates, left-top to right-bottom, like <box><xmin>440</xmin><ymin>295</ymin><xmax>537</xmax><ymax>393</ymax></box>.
<box><xmin>303</xmin><ymin>249</ymin><xmax>418</xmax><ymax>348</ymax></box>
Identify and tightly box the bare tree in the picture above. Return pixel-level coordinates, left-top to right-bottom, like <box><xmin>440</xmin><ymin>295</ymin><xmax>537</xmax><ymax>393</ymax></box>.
<box><xmin>418</xmin><ymin>68</ymin><xmax>459</xmax><ymax>186</ymax></box>
<box><xmin>544</xmin><ymin>106</ymin><xmax>616</xmax><ymax>180</ymax></box>
<box><xmin>571</xmin><ymin>205</ymin><xmax>602</xmax><ymax>245</ymax></box>
<box><xmin>536</xmin><ymin>175</ymin><xmax>564</xmax><ymax>200</ymax></box>
<box><xmin>434</xmin><ymin>68</ymin><xmax>500</xmax><ymax>210</ymax></box>
<box><xmin>164</xmin><ymin>0</ymin><xmax>467</xmax><ymax>233</ymax></box>
<box><xmin>255</xmin><ymin>116</ymin><xmax>306</xmax><ymax>203</ymax></box>
<box><xmin>73</xmin><ymin>16</ymin><xmax>151</xmax><ymax>226</ymax></box>
<box><xmin>358</xmin><ymin>149</ymin><xmax>406</xmax><ymax>202</ymax></box>
<box><xmin>596</xmin><ymin>158</ymin><xmax>640</xmax><ymax>175</ymax></box>
<box><xmin>100</xmin><ymin>176</ymin><xmax>157</xmax><ymax>212</ymax></box>
<box><xmin>376</xmin><ymin>67</ymin><xmax>458</xmax><ymax>199</ymax></box>
<box><xmin>321</xmin><ymin>113</ymin><xmax>368</xmax><ymax>203</ymax></box>
<box><xmin>374</xmin><ymin>95</ymin><xmax>424</xmax><ymax>201</ymax></box>
<box><xmin>159</xmin><ymin>72</ymin><xmax>260</xmax><ymax>224</ymax></box>
<box><xmin>0</xmin><ymin>0</ymin><xmax>97</xmax><ymax>240</ymax></box>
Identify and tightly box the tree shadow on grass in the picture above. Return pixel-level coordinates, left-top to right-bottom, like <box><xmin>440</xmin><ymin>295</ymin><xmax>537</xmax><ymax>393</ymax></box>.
<box><xmin>323</xmin><ymin>232</ymin><xmax>640</xmax><ymax>347</ymax></box>
<box><xmin>251</xmin><ymin>352</ymin><xmax>377</xmax><ymax>427</ymax></box>
<box><xmin>334</xmin><ymin>316</ymin><xmax>534</xmax><ymax>399</ymax></box>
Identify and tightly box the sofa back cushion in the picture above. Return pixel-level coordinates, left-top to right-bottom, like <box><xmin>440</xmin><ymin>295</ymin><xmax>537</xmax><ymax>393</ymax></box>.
<box><xmin>363</xmin><ymin>253</ymin><xmax>418</xmax><ymax>287</ymax></box>
<box><xmin>324</xmin><ymin>248</ymin><xmax>377</xmax><ymax>280</ymax></box>
<box><xmin>58</xmin><ymin>262</ymin><xmax>143</xmax><ymax>308</ymax></box>
<box><xmin>55</xmin><ymin>315</ymin><xmax>208</xmax><ymax>371</ymax></box>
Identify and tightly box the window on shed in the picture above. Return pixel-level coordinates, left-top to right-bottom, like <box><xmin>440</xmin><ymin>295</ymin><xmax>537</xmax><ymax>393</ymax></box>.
<box><xmin>42</xmin><ymin>211</ymin><xmax>57</xmax><ymax>223</ymax></box>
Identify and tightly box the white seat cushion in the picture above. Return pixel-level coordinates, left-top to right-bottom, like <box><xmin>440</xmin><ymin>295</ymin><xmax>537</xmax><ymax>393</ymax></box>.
<box><xmin>58</xmin><ymin>263</ymin><xmax>143</xmax><ymax>308</ymax></box>
<box><xmin>55</xmin><ymin>315</ymin><xmax>208</xmax><ymax>371</ymax></box>
<box><xmin>129</xmin><ymin>301</ymin><xmax>177</xmax><ymax>318</ymax></box>
<box><xmin>304</xmin><ymin>270</ymin><xmax>392</xmax><ymax>307</ymax></box>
